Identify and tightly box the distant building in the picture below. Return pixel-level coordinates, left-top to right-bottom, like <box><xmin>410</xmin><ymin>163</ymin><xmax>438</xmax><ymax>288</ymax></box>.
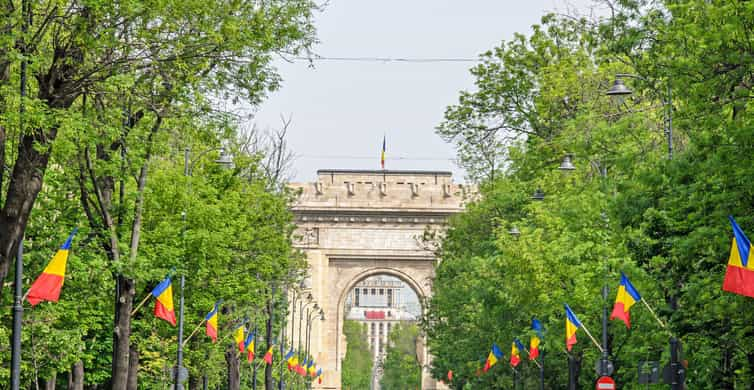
<box><xmin>345</xmin><ymin>276</ymin><xmax>418</xmax><ymax>390</ymax></box>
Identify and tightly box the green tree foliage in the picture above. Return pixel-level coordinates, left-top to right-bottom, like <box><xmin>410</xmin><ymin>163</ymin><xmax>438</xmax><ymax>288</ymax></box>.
<box><xmin>341</xmin><ymin>320</ymin><xmax>373</xmax><ymax>390</ymax></box>
<box><xmin>428</xmin><ymin>1</ymin><xmax>754</xmax><ymax>389</ymax></box>
<box><xmin>380</xmin><ymin>323</ymin><xmax>421</xmax><ymax>390</ymax></box>
<box><xmin>0</xmin><ymin>0</ymin><xmax>319</xmax><ymax>387</ymax></box>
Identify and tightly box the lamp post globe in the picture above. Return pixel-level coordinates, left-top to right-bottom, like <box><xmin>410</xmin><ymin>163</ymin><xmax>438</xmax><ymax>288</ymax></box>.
<box><xmin>559</xmin><ymin>154</ymin><xmax>576</xmax><ymax>171</ymax></box>
<box><xmin>605</xmin><ymin>78</ymin><xmax>633</xmax><ymax>98</ymax></box>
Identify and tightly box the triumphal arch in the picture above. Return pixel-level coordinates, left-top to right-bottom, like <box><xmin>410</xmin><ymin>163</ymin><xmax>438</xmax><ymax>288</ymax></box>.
<box><xmin>289</xmin><ymin>169</ymin><xmax>471</xmax><ymax>389</ymax></box>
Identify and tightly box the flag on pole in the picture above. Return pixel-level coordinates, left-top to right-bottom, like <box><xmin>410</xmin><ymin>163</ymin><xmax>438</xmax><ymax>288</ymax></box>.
<box><xmin>205</xmin><ymin>302</ymin><xmax>220</xmax><ymax>342</ymax></box>
<box><xmin>263</xmin><ymin>345</ymin><xmax>274</xmax><ymax>365</ymax></box>
<box><xmin>244</xmin><ymin>330</ymin><xmax>256</xmax><ymax>362</ymax></box>
<box><xmin>150</xmin><ymin>276</ymin><xmax>176</xmax><ymax>326</ymax></box>
<box><xmin>565</xmin><ymin>304</ymin><xmax>582</xmax><ymax>351</ymax></box>
<box><xmin>380</xmin><ymin>135</ymin><xmax>386</xmax><ymax>169</ymax></box>
<box><xmin>510</xmin><ymin>339</ymin><xmax>524</xmax><ymax>367</ymax></box>
<box><xmin>483</xmin><ymin>343</ymin><xmax>503</xmax><ymax>372</ymax></box>
<box><xmin>233</xmin><ymin>324</ymin><xmax>245</xmax><ymax>352</ymax></box>
<box><xmin>27</xmin><ymin>229</ymin><xmax>77</xmax><ymax>306</ymax></box>
<box><xmin>610</xmin><ymin>272</ymin><xmax>642</xmax><ymax>328</ymax></box>
<box><xmin>284</xmin><ymin>350</ymin><xmax>293</xmax><ymax>367</ymax></box>
<box><xmin>723</xmin><ymin>216</ymin><xmax>754</xmax><ymax>298</ymax></box>
<box><xmin>316</xmin><ymin>368</ymin><xmax>323</xmax><ymax>384</ymax></box>
<box><xmin>308</xmin><ymin>360</ymin><xmax>316</xmax><ymax>377</ymax></box>
<box><xmin>530</xmin><ymin>318</ymin><xmax>542</xmax><ymax>360</ymax></box>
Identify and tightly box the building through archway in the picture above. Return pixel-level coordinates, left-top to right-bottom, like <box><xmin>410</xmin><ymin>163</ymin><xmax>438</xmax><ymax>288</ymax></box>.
<box><xmin>288</xmin><ymin>170</ymin><xmax>471</xmax><ymax>389</ymax></box>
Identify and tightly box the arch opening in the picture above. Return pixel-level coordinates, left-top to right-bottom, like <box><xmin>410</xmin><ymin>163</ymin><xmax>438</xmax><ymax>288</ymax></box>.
<box><xmin>337</xmin><ymin>268</ymin><xmax>426</xmax><ymax>389</ymax></box>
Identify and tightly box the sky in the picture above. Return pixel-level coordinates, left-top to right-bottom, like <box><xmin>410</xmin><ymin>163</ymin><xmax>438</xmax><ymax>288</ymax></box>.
<box><xmin>251</xmin><ymin>0</ymin><xmax>603</xmax><ymax>182</ymax></box>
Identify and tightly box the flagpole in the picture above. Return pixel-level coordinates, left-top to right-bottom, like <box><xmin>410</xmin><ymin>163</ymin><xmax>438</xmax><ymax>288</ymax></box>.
<box><xmin>130</xmin><ymin>293</ymin><xmax>152</xmax><ymax>316</ymax></box>
<box><xmin>578</xmin><ymin>322</ymin><xmax>604</xmax><ymax>353</ymax></box>
<box><xmin>640</xmin><ymin>298</ymin><xmax>667</xmax><ymax>328</ymax></box>
<box><xmin>21</xmin><ymin>288</ymin><xmax>31</xmax><ymax>303</ymax></box>
<box><xmin>523</xmin><ymin>347</ymin><xmax>542</xmax><ymax>368</ymax></box>
<box><xmin>182</xmin><ymin>319</ymin><xmax>206</xmax><ymax>346</ymax></box>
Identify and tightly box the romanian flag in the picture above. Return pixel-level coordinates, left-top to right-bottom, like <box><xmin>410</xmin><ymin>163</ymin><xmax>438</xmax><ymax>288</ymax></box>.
<box><xmin>610</xmin><ymin>272</ymin><xmax>642</xmax><ymax>328</ymax></box>
<box><xmin>510</xmin><ymin>339</ymin><xmax>524</xmax><ymax>367</ymax></box>
<box><xmin>308</xmin><ymin>361</ymin><xmax>316</xmax><ymax>377</ymax></box>
<box><xmin>483</xmin><ymin>343</ymin><xmax>503</xmax><ymax>372</ymax></box>
<box><xmin>205</xmin><ymin>302</ymin><xmax>220</xmax><ymax>342</ymax></box>
<box><xmin>380</xmin><ymin>136</ymin><xmax>386</xmax><ymax>169</ymax></box>
<box><xmin>316</xmin><ymin>368</ymin><xmax>323</xmax><ymax>384</ymax></box>
<box><xmin>263</xmin><ymin>345</ymin><xmax>274</xmax><ymax>365</ymax></box>
<box><xmin>285</xmin><ymin>350</ymin><xmax>295</xmax><ymax>370</ymax></box>
<box><xmin>723</xmin><ymin>216</ymin><xmax>754</xmax><ymax>298</ymax></box>
<box><xmin>244</xmin><ymin>331</ymin><xmax>256</xmax><ymax>362</ymax></box>
<box><xmin>27</xmin><ymin>229</ymin><xmax>77</xmax><ymax>306</ymax></box>
<box><xmin>150</xmin><ymin>276</ymin><xmax>176</xmax><ymax>326</ymax></box>
<box><xmin>529</xmin><ymin>318</ymin><xmax>542</xmax><ymax>360</ymax></box>
<box><xmin>565</xmin><ymin>304</ymin><xmax>582</xmax><ymax>351</ymax></box>
<box><xmin>298</xmin><ymin>358</ymin><xmax>308</xmax><ymax>376</ymax></box>
<box><xmin>233</xmin><ymin>324</ymin><xmax>245</xmax><ymax>352</ymax></box>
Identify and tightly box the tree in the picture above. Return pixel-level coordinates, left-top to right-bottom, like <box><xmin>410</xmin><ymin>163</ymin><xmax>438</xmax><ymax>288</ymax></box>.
<box><xmin>341</xmin><ymin>320</ymin><xmax>373</xmax><ymax>389</ymax></box>
<box><xmin>380</xmin><ymin>323</ymin><xmax>421</xmax><ymax>390</ymax></box>
<box><xmin>1</xmin><ymin>0</ymin><xmax>317</xmax><ymax>388</ymax></box>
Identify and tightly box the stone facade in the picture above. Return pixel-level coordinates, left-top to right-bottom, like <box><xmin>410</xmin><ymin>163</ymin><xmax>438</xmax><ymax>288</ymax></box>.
<box><xmin>289</xmin><ymin>170</ymin><xmax>471</xmax><ymax>389</ymax></box>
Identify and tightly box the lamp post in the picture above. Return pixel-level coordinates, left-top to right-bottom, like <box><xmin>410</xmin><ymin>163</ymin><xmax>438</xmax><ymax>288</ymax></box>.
<box><xmin>606</xmin><ymin>74</ymin><xmax>673</xmax><ymax>159</ymax></box>
<box><xmin>176</xmin><ymin>146</ymin><xmax>234</xmax><ymax>389</ymax></box>
<box><xmin>560</xmin><ymin>154</ymin><xmax>614</xmax><ymax>380</ymax></box>
<box><xmin>304</xmin><ymin>309</ymin><xmax>325</xmax><ymax>389</ymax></box>
<box><xmin>10</xmin><ymin>1</ymin><xmax>29</xmax><ymax>387</ymax></box>
<box><xmin>298</xmin><ymin>293</ymin><xmax>314</xmax><ymax>362</ymax></box>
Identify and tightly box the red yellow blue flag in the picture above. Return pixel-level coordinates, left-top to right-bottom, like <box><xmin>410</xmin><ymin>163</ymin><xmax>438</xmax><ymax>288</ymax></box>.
<box><xmin>529</xmin><ymin>318</ymin><xmax>542</xmax><ymax>360</ymax></box>
<box><xmin>723</xmin><ymin>216</ymin><xmax>754</xmax><ymax>298</ymax></box>
<box><xmin>205</xmin><ymin>301</ymin><xmax>220</xmax><ymax>342</ymax></box>
<box><xmin>27</xmin><ymin>229</ymin><xmax>77</xmax><ymax>306</ymax></box>
<box><xmin>483</xmin><ymin>343</ymin><xmax>503</xmax><ymax>372</ymax></box>
<box><xmin>510</xmin><ymin>339</ymin><xmax>524</xmax><ymax>367</ymax></box>
<box><xmin>245</xmin><ymin>330</ymin><xmax>256</xmax><ymax>362</ymax></box>
<box><xmin>233</xmin><ymin>324</ymin><xmax>245</xmax><ymax>352</ymax></box>
<box><xmin>565</xmin><ymin>304</ymin><xmax>582</xmax><ymax>351</ymax></box>
<box><xmin>150</xmin><ymin>276</ymin><xmax>176</xmax><ymax>326</ymax></box>
<box><xmin>610</xmin><ymin>272</ymin><xmax>642</xmax><ymax>328</ymax></box>
<box><xmin>263</xmin><ymin>345</ymin><xmax>274</xmax><ymax>365</ymax></box>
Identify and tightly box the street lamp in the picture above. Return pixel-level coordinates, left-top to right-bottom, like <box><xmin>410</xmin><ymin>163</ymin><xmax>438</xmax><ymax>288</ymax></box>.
<box><xmin>176</xmin><ymin>146</ymin><xmax>233</xmax><ymax>389</ymax></box>
<box><xmin>531</xmin><ymin>188</ymin><xmax>545</xmax><ymax>201</ymax></box>
<box><xmin>299</xmin><ymin>294</ymin><xmax>315</xmax><ymax>362</ymax></box>
<box><xmin>559</xmin><ymin>154</ymin><xmax>576</xmax><ymax>171</ymax></box>
<box><xmin>563</xmin><ymin>154</ymin><xmax>613</xmax><ymax>380</ymax></box>
<box><xmin>508</xmin><ymin>226</ymin><xmax>521</xmax><ymax>237</ymax></box>
<box><xmin>606</xmin><ymin>74</ymin><xmax>673</xmax><ymax>159</ymax></box>
<box><xmin>304</xmin><ymin>308</ymin><xmax>325</xmax><ymax>389</ymax></box>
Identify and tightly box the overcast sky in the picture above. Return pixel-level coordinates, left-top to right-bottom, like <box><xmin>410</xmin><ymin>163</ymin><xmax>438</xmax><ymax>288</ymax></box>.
<box><xmin>251</xmin><ymin>1</ymin><xmax>603</xmax><ymax>182</ymax></box>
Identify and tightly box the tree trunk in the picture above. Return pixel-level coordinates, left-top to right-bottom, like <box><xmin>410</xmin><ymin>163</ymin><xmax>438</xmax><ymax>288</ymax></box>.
<box><xmin>68</xmin><ymin>360</ymin><xmax>84</xmax><ymax>390</ymax></box>
<box><xmin>126</xmin><ymin>344</ymin><xmax>139</xmax><ymax>390</ymax></box>
<box><xmin>0</xmin><ymin>130</ymin><xmax>56</xmax><ymax>295</ymax></box>
<box><xmin>226</xmin><ymin>345</ymin><xmax>241</xmax><ymax>390</ymax></box>
<box><xmin>43</xmin><ymin>372</ymin><xmax>56</xmax><ymax>390</ymax></box>
<box><xmin>188</xmin><ymin>375</ymin><xmax>201</xmax><ymax>390</ymax></box>
<box><xmin>112</xmin><ymin>275</ymin><xmax>134</xmax><ymax>390</ymax></box>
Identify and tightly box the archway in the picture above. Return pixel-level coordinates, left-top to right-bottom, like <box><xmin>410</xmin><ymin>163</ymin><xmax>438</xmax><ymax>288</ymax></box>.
<box><xmin>289</xmin><ymin>169</ymin><xmax>468</xmax><ymax>389</ymax></box>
